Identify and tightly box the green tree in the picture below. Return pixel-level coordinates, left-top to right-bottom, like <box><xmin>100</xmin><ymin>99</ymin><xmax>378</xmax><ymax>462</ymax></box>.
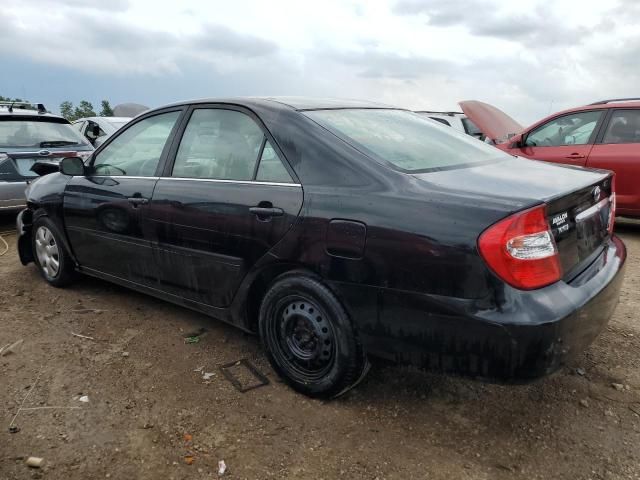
<box><xmin>99</xmin><ymin>100</ymin><xmax>114</xmax><ymax>117</ymax></box>
<box><xmin>73</xmin><ymin>100</ymin><xmax>96</xmax><ymax>119</ymax></box>
<box><xmin>0</xmin><ymin>95</ymin><xmax>25</xmax><ymax>102</ymax></box>
<box><xmin>60</xmin><ymin>101</ymin><xmax>74</xmax><ymax>120</ymax></box>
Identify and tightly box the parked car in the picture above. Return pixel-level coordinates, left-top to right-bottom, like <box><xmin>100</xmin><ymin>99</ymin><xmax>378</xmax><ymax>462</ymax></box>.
<box><xmin>460</xmin><ymin>98</ymin><xmax>640</xmax><ymax>218</ymax></box>
<box><xmin>73</xmin><ymin>116</ymin><xmax>131</xmax><ymax>148</ymax></box>
<box><xmin>16</xmin><ymin>97</ymin><xmax>625</xmax><ymax>398</ymax></box>
<box><xmin>0</xmin><ymin>102</ymin><xmax>93</xmax><ymax>212</ymax></box>
<box><xmin>415</xmin><ymin>110</ymin><xmax>484</xmax><ymax>139</ymax></box>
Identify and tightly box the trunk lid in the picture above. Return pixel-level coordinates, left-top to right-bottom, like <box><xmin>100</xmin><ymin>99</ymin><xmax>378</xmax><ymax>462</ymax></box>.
<box><xmin>413</xmin><ymin>157</ymin><xmax>614</xmax><ymax>281</ymax></box>
<box><xmin>459</xmin><ymin>100</ymin><xmax>524</xmax><ymax>144</ymax></box>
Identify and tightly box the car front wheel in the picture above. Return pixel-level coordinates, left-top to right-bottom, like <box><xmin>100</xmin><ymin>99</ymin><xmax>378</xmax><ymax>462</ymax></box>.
<box><xmin>259</xmin><ymin>272</ymin><xmax>368</xmax><ymax>398</ymax></box>
<box><xmin>32</xmin><ymin>217</ymin><xmax>76</xmax><ymax>287</ymax></box>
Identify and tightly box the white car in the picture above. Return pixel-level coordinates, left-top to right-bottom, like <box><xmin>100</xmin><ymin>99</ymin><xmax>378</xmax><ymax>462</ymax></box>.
<box><xmin>415</xmin><ymin>111</ymin><xmax>484</xmax><ymax>140</ymax></box>
<box><xmin>72</xmin><ymin>116</ymin><xmax>131</xmax><ymax>148</ymax></box>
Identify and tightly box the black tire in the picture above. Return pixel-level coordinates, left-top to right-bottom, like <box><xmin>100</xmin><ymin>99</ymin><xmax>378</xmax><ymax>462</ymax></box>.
<box><xmin>259</xmin><ymin>271</ymin><xmax>368</xmax><ymax>398</ymax></box>
<box><xmin>32</xmin><ymin>217</ymin><xmax>76</xmax><ymax>287</ymax></box>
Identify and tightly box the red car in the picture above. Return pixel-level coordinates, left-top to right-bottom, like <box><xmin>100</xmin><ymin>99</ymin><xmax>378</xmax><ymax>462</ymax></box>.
<box><xmin>461</xmin><ymin>98</ymin><xmax>640</xmax><ymax>218</ymax></box>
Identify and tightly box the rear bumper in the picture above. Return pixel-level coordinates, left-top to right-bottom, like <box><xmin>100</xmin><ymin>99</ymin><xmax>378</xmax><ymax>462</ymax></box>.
<box><xmin>338</xmin><ymin>235</ymin><xmax>626</xmax><ymax>382</ymax></box>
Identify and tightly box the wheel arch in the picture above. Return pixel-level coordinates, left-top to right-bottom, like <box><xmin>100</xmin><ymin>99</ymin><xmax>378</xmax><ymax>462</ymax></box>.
<box><xmin>31</xmin><ymin>208</ymin><xmax>78</xmax><ymax>268</ymax></box>
<box><xmin>240</xmin><ymin>263</ymin><xmax>329</xmax><ymax>333</ymax></box>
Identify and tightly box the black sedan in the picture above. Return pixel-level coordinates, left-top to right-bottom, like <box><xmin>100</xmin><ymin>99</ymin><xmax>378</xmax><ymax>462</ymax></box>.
<box><xmin>16</xmin><ymin>97</ymin><xmax>626</xmax><ymax>398</ymax></box>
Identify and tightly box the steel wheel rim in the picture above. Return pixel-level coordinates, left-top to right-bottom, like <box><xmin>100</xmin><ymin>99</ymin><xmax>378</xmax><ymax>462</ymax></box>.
<box><xmin>34</xmin><ymin>226</ymin><xmax>60</xmax><ymax>278</ymax></box>
<box><xmin>269</xmin><ymin>295</ymin><xmax>336</xmax><ymax>381</ymax></box>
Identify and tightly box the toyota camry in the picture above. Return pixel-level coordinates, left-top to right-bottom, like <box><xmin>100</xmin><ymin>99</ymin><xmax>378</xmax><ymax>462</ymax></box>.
<box><xmin>16</xmin><ymin>97</ymin><xmax>626</xmax><ymax>398</ymax></box>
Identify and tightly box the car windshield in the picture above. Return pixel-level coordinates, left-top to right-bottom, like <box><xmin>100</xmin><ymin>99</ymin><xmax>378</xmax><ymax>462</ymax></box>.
<box><xmin>305</xmin><ymin>109</ymin><xmax>508</xmax><ymax>172</ymax></box>
<box><xmin>0</xmin><ymin>119</ymin><xmax>88</xmax><ymax>148</ymax></box>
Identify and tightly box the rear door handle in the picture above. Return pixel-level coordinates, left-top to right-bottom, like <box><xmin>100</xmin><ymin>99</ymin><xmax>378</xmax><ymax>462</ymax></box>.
<box><xmin>565</xmin><ymin>153</ymin><xmax>585</xmax><ymax>159</ymax></box>
<box><xmin>249</xmin><ymin>206</ymin><xmax>284</xmax><ymax>217</ymax></box>
<box><xmin>128</xmin><ymin>197</ymin><xmax>149</xmax><ymax>207</ymax></box>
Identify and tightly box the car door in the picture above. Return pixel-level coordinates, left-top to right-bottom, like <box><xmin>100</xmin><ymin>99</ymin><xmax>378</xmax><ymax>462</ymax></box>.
<box><xmin>514</xmin><ymin>110</ymin><xmax>605</xmax><ymax>166</ymax></box>
<box><xmin>63</xmin><ymin>108</ymin><xmax>184</xmax><ymax>284</ymax></box>
<box><xmin>146</xmin><ymin>105</ymin><xmax>303</xmax><ymax>307</ymax></box>
<box><xmin>587</xmin><ymin>108</ymin><xmax>640</xmax><ymax>216</ymax></box>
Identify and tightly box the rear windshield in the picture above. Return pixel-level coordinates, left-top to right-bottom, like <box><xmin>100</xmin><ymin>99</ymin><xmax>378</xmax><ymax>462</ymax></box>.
<box><xmin>0</xmin><ymin>118</ymin><xmax>89</xmax><ymax>148</ymax></box>
<box><xmin>305</xmin><ymin>109</ymin><xmax>507</xmax><ymax>172</ymax></box>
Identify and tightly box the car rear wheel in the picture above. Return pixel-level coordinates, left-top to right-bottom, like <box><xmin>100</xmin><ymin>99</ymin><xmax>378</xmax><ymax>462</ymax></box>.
<box><xmin>32</xmin><ymin>217</ymin><xmax>76</xmax><ymax>287</ymax></box>
<box><xmin>259</xmin><ymin>272</ymin><xmax>368</xmax><ymax>398</ymax></box>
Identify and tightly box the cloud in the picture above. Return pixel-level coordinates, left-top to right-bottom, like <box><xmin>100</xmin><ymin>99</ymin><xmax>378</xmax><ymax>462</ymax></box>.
<box><xmin>192</xmin><ymin>24</ymin><xmax>279</xmax><ymax>58</ymax></box>
<box><xmin>323</xmin><ymin>50</ymin><xmax>452</xmax><ymax>79</ymax></box>
<box><xmin>5</xmin><ymin>0</ymin><xmax>130</xmax><ymax>11</ymax></box>
<box><xmin>392</xmin><ymin>0</ymin><xmax>582</xmax><ymax>47</ymax></box>
<box><xmin>0</xmin><ymin>7</ymin><xmax>279</xmax><ymax>76</ymax></box>
<box><xmin>1</xmin><ymin>0</ymin><xmax>639</xmax><ymax>126</ymax></box>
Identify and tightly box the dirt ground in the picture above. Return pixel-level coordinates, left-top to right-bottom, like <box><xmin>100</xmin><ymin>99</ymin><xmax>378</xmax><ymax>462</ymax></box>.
<box><xmin>1</xmin><ymin>213</ymin><xmax>639</xmax><ymax>480</ymax></box>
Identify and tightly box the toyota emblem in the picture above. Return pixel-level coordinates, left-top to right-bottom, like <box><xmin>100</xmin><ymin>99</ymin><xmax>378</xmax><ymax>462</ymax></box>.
<box><xmin>38</xmin><ymin>150</ymin><xmax>51</xmax><ymax>156</ymax></box>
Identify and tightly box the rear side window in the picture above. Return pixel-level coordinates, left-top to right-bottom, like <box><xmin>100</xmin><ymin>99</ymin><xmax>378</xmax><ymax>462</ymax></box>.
<box><xmin>92</xmin><ymin>111</ymin><xmax>180</xmax><ymax>177</ymax></box>
<box><xmin>0</xmin><ymin>118</ymin><xmax>88</xmax><ymax>148</ymax></box>
<box><xmin>172</xmin><ymin>109</ymin><xmax>264</xmax><ymax>181</ymax></box>
<box><xmin>602</xmin><ymin>110</ymin><xmax>640</xmax><ymax>144</ymax></box>
<box><xmin>305</xmin><ymin>109</ymin><xmax>506</xmax><ymax>172</ymax></box>
<box><xmin>256</xmin><ymin>141</ymin><xmax>293</xmax><ymax>183</ymax></box>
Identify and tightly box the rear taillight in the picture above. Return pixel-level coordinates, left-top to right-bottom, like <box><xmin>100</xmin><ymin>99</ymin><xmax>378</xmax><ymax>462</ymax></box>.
<box><xmin>608</xmin><ymin>175</ymin><xmax>616</xmax><ymax>234</ymax></box>
<box><xmin>478</xmin><ymin>204</ymin><xmax>562</xmax><ymax>290</ymax></box>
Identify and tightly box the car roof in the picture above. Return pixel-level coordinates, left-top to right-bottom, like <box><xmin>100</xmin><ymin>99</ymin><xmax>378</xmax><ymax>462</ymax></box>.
<box><xmin>0</xmin><ymin>107</ymin><xmax>66</xmax><ymax>120</ymax></box>
<box><xmin>162</xmin><ymin>96</ymin><xmax>400</xmax><ymax>112</ymax></box>
<box><xmin>555</xmin><ymin>101</ymin><xmax>640</xmax><ymax>115</ymax></box>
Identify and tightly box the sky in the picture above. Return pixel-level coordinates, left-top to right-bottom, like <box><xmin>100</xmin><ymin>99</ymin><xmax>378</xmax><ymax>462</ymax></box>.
<box><xmin>1</xmin><ymin>0</ymin><xmax>638</xmax><ymax>124</ymax></box>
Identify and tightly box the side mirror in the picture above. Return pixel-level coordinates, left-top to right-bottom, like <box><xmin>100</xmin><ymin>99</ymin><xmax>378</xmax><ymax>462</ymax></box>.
<box><xmin>60</xmin><ymin>157</ymin><xmax>86</xmax><ymax>176</ymax></box>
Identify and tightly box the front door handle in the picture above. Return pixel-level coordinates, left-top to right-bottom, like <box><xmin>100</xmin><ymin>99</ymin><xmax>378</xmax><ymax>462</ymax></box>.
<box><xmin>128</xmin><ymin>197</ymin><xmax>149</xmax><ymax>207</ymax></box>
<box><xmin>565</xmin><ymin>153</ymin><xmax>586</xmax><ymax>159</ymax></box>
<box><xmin>249</xmin><ymin>206</ymin><xmax>284</xmax><ymax>217</ymax></box>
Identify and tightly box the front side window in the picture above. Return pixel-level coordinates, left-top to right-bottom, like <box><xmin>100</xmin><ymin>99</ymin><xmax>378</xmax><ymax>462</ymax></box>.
<box><xmin>602</xmin><ymin>110</ymin><xmax>640</xmax><ymax>144</ymax></box>
<box><xmin>525</xmin><ymin>111</ymin><xmax>602</xmax><ymax>147</ymax></box>
<box><xmin>305</xmin><ymin>109</ymin><xmax>507</xmax><ymax>172</ymax></box>
<box><xmin>172</xmin><ymin>109</ymin><xmax>264</xmax><ymax>180</ymax></box>
<box><xmin>0</xmin><ymin>119</ymin><xmax>88</xmax><ymax>148</ymax></box>
<box><xmin>92</xmin><ymin>111</ymin><xmax>180</xmax><ymax>177</ymax></box>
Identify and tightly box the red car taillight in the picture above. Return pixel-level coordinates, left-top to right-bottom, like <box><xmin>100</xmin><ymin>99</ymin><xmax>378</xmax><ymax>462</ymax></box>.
<box><xmin>478</xmin><ymin>205</ymin><xmax>562</xmax><ymax>290</ymax></box>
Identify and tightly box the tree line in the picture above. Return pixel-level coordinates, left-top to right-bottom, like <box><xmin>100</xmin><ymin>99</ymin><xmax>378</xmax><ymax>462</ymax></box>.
<box><xmin>60</xmin><ymin>100</ymin><xmax>114</xmax><ymax>121</ymax></box>
<box><xmin>2</xmin><ymin>95</ymin><xmax>114</xmax><ymax>121</ymax></box>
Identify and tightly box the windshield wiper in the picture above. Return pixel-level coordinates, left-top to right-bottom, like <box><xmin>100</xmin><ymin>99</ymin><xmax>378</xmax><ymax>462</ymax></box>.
<box><xmin>39</xmin><ymin>140</ymin><xmax>78</xmax><ymax>148</ymax></box>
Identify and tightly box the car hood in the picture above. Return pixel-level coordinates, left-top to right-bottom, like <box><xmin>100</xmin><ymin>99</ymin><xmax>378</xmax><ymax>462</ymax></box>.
<box><xmin>459</xmin><ymin>100</ymin><xmax>524</xmax><ymax>144</ymax></box>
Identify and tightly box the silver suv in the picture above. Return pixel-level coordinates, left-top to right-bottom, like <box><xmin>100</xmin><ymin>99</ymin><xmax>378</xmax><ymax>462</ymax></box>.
<box><xmin>0</xmin><ymin>102</ymin><xmax>93</xmax><ymax>212</ymax></box>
